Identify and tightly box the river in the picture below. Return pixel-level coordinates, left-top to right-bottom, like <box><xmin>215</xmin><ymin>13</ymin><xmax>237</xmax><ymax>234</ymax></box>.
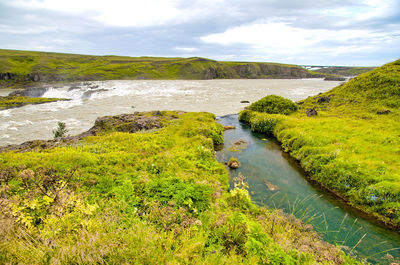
<box><xmin>0</xmin><ymin>79</ymin><xmax>338</xmax><ymax>146</ymax></box>
<box><xmin>216</xmin><ymin>115</ymin><xmax>400</xmax><ymax>264</ymax></box>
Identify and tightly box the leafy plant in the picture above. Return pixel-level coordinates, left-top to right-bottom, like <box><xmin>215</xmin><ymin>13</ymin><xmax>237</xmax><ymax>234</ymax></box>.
<box><xmin>53</xmin><ymin>121</ymin><xmax>68</xmax><ymax>139</ymax></box>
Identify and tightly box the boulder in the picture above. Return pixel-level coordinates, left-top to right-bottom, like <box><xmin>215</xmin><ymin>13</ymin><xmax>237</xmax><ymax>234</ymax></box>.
<box><xmin>377</xmin><ymin>110</ymin><xmax>391</xmax><ymax>115</ymax></box>
<box><xmin>306</xmin><ymin>108</ymin><xmax>318</xmax><ymax>117</ymax></box>
<box><xmin>318</xmin><ymin>96</ymin><xmax>331</xmax><ymax>103</ymax></box>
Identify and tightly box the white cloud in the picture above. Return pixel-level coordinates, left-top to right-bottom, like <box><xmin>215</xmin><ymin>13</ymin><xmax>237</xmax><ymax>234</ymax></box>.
<box><xmin>200</xmin><ymin>22</ymin><xmax>398</xmax><ymax>56</ymax></box>
<box><xmin>175</xmin><ymin>47</ymin><xmax>199</xmax><ymax>52</ymax></box>
<box><xmin>11</xmin><ymin>0</ymin><xmax>181</xmax><ymax>27</ymax></box>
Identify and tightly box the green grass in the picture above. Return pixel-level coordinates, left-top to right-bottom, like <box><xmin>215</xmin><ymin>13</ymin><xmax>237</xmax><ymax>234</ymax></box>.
<box><xmin>312</xmin><ymin>66</ymin><xmax>377</xmax><ymax>76</ymax></box>
<box><xmin>0</xmin><ymin>49</ymin><xmax>327</xmax><ymax>88</ymax></box>
<box><xmin>0</xmin><ymin>111</ymin><xmax>358</xmax><ymax>264</ymax></box>
<box><xmin>0</xmin><ymin>95</ymin><xmax>63</xmax><ymax>110</ymax></box>
<box><xmin>239</xmin><ymin>58</ymin><xmax>400</xmax><ymax>228</ymax></box>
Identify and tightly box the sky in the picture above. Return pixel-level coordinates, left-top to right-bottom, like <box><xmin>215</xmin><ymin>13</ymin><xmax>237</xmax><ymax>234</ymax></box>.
<box><xmin>0</xmin><ymin>0</ymin><xmax>399</xmax><ymax>66</ymax></box>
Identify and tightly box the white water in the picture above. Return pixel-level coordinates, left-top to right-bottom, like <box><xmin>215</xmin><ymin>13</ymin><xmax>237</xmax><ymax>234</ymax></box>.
<box><xmin>0</xmin><ymin>79</ymin><xmax>341</xmax><ymax>146</ymax></box>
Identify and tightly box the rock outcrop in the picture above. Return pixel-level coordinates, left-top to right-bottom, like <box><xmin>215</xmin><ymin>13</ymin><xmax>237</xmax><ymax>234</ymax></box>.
<box><xmin>0</xmin><ymin>111</ymin><xmax>178</xmax><ymax>153</ymax></box>
<box><xmin>306</xmin><ymin>108</ymin><xmax>318</xmax><ymax>117</ymax></box>
<box><xmin>9</xmin><ymin>87</ymin><xmax>48</xmax><ymax>97</ymax></box>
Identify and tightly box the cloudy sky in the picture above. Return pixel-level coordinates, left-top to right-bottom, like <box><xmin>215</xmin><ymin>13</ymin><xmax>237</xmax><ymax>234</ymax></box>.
<box><xmin>1</xmin><ymin>0</ymin><xmax>399</xmax><ymax>66</ymax></box>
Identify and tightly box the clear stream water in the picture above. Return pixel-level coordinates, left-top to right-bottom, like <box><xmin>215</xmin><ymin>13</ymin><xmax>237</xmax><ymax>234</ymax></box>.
<box><xmin>1</xmin><ymin>79</ymin><xmax>399</xmax><ymax>263</ymax></box>
<box><xmin>216</xmin><ymin>115</ymin><xmax>400</xmax><ymax>264</ymax></box>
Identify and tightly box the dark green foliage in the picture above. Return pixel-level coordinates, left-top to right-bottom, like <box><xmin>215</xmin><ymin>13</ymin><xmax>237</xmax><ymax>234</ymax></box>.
<box><xmin>248</xmin><ymin>95</ymin><xmax>298</xmax><ymax>115</ymax></box>
<box><xmin>145</xmin><ymin>177</ymin><xmax>213</xmax><ymax>212</ymax></box>
<box><xmin>53</xmin><ymin>121</ymin><xmax>68</xmax><ymax>139</ymax></box>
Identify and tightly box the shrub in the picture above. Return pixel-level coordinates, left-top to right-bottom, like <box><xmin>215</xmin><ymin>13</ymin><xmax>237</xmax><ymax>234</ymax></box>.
<box><xmin>53</xmin><ymin>121</ymin><xmax>68</xmax><ymax>139</ymax></box>
<box><xmin>248</xmin><ymin>95</ymin><xmax>298</xmax><ymax>115</ymax></box>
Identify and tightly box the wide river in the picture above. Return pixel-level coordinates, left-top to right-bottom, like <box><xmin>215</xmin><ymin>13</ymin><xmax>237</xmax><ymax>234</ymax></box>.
<box><xmin>0</xmin><ymin>79</ymin><xmax>339</xmax><ymax>146</ymax></box>
<box><xmin>2</xmin><ymin>79</ymin><xmax>399</xmax><ymax>263</ymax></box>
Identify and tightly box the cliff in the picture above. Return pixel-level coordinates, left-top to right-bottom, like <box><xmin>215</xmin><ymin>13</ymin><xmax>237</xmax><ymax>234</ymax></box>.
<box><xmin>0</xmin><ymin>49</ymin><xmax>324</xmax><ymax>87</ymax></box>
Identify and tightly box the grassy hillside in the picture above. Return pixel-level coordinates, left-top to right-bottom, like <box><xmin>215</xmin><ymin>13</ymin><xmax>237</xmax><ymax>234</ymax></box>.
<box><xmin>0</xmin><ymin>111</ymin><xmax>358</xmax><ymax>264</ymax></box>
<box><xmin>312</xmin><ymin>66</ymin><xmax>376</xmax><ymax>77</ymax></box>
<box><xmin>0</xmin><ymin>49</ymin><xmax>322</xmax><ymax>88</ymax></box>
<box><xmin>239</xmin><ymin>59</ymin><xmax>400</xmax><ymax>228</ymax></box>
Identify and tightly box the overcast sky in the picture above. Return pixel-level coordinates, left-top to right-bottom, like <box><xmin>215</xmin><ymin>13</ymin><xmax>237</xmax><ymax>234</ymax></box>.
<box><xmin>1</xmin><ymin>0</ymin><xmax>399</xmax><ymax>66</ymax></box>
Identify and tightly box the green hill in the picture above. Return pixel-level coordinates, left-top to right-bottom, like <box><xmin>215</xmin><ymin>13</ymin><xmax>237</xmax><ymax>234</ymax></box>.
<box><xmin>239</xmin><ymin>59</ymin><xmax>400</xmax><ymax>228</ymax></box>
<box><xmin>0</xmin><ymin>49</ymin><xmax>323</xmax><ymax>88</ymax></box>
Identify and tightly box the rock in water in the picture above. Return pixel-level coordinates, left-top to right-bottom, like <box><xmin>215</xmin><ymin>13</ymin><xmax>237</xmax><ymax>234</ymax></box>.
<box><xmin>227</xmin><ymin>160</ymin><xmax>240</xmax><ymax>169</ymax></box>
<box><xmin>263</xmin><ymin>180</ymin><xmax>279</xmax><ymax>191</ymax></box>
<box><xmin>223</xmin><ymin>125</ymin><xmax>235</xmax><ymax>131</ymax></box>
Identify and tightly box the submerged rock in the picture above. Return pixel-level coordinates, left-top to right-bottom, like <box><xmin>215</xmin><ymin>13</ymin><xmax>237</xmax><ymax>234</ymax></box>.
<box><xmin>227</xmin><ymin>140</ymin><xmax>248</xmax><ymax>152</ymax></box>
<box><xmin>263</xmin><ymin>180</ymin><xmax>279</xmax><ymax>191</ymax></box>
<box><xmin>323</xmin><ymin>76</ymin><xmax>346</xmax><ymax>81</ymax></box>
<box><xmin>223</xmin><ymin>125</ymin><xmax>235</xmax><ymax>131</ymax></box>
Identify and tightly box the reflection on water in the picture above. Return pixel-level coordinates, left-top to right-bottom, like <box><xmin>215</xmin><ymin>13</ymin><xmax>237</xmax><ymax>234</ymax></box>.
<box><xmin>0</xmin><ymin>79</ymin><xmax>340</xmax><ymax>146</ymax></box>
<box><xmin>216</xmin><ymin>114</ymin><xmax>400</xmax><ymax>264</ymax></box>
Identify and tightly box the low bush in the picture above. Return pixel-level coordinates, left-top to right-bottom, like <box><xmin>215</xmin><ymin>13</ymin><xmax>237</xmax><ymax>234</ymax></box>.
<box><xmin>248</xmin><ymin>95</ymin><xmax>298</xmax><ymax>115</ymax></box>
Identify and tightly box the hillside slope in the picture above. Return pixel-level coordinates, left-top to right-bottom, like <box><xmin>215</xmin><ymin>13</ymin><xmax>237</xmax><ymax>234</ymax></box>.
<box><xmin>239</xmin><ymin>59</ymin><xmax>400</xmax><ymax>228</ymax></box>
<box><xmin>0</xmin><ymin>49</ymin><xmax>322</xmax><ymax>88</ymax></box>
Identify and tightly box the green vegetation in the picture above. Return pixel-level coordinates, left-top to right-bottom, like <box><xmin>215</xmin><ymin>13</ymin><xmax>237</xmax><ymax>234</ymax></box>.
<box><xmin>248</xmin><ymin>95</ymin><xmax>298</xmax><ymax>115</ymax></box>
<box><xmin>312</xmin><ymin>66</ymin><xmax>376</xmax><ymax>76</ymax></box>
<box><xmin>53</xmin><ymin>121</ymin><xmax>68</xmax><ymax>139</ymax></box>
<box><xmin>0</xmin><ymin>111</ymin><xmax>357</xmax><ymax>264</ymax></box>
<box><xmin>0</xmin><ymin>49</ymin><xmax>325</xmax><ymax>88</ymax></box>
<box><xmin>239</xmin><ymin>59</ymin><xmax>400</xmax><ymax>228</ymax></box>
<box><xmin>0</xmin><ymin>95</ymin><xmax>62</xmax><ymax>110</ymax></box>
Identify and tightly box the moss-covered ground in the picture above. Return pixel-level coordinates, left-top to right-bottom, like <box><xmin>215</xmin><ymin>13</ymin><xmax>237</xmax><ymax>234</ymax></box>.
<box><xmin>0</xmin><ymin>111</ymin><xmax>358</xmax><ymax>264</ymax></box>
<box><xmin>239</xmin><ymin>59</ymin><xmax>400</xmax><ymax>229</ymax></box>
<box><xmin>0</xmin><ymin>95</ymin><xmax>63</xmax><ymax>110</ymax></box>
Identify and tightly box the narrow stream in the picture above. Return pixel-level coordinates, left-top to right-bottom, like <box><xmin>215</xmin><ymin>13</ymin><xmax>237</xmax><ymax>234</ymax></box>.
<box><xmin>216</xmin><ymin>114</ymin><xmax>400</xmax><ymax>264</ymax></box>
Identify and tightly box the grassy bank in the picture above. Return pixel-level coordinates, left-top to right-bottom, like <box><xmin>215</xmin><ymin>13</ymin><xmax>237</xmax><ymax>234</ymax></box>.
<box><xmin>0</xmin><ymin>95</ymin><xmax>63</xmax><ymax>110</ymax></box>
<box><xmin>0</xmin><ymin>111</ymin><xmax>358</xmax><ymax>264</ymax></box>
<box><xmin>0</xmin><ymin>49</ymin><xmax>324</xmax><ymax>88</ymax></box>
<box><xmin>239</xmin><ymin>59</ymin><xmax>400</xmax><ymax>228</ymax></box>
<box><xmin>312</xmin><ymin>66</ymin><xmax>376</xmax><ymax>77</ymax></box>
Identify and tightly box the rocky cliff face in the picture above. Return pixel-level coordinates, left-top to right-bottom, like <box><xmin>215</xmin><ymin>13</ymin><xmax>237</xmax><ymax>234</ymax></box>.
<box><xmin>202</xmin><ymin>63</ymin><xmax>314</xmax><ymax>80</ymax></box>
<box><xmin>0</xmin><ymin>50</ymin><xmax>323</xmax><ymax>87</ymax></box>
